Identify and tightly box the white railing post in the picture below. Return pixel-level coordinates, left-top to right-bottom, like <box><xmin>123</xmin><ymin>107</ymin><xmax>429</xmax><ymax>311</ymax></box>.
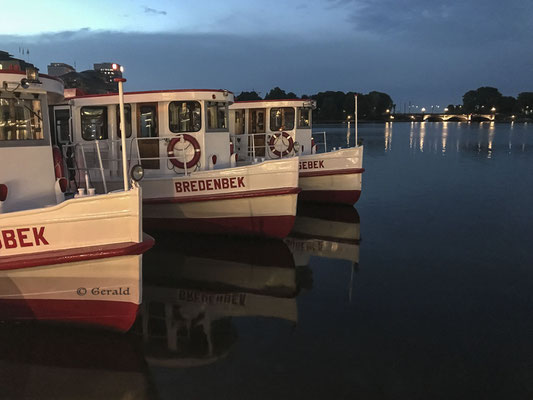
<box><xmin>94</xmin><ymin>140</ymin><xmax>108</xmax><ymax>193</ymax></box>
<box><xmin>115</xmin><ymin>77</ymin><xmax>129</xmax><ymax>191</ymax></box>
<box><xmin>181</xmin><ymin>134</ymin><xmax>188</xmax><ymax>176</ymax></box>
<box><xmin>79</xmin><ymin>145</ymin><xmax>90</xmax><ymax>190</ymax></box>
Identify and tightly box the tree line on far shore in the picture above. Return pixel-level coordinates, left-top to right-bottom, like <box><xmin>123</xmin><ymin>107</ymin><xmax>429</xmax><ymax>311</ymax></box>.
<box><xmin>236</xmin><ymin>87</ymin><xmax>393</xmax><ymax>123</ymax></box>
<box><xmin>447</xmin><ymin>87</ymin><xmax>533</xmax><ymax>115</ymax></box>
<box><xmin>236</xmin><ymin>86</ymin><xmax>533</xmax><ymax>123</ymax></box>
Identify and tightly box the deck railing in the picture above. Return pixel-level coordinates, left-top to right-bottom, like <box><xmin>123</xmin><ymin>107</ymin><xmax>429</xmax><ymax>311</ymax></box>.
<box><xmin>61</xmin><ymin>135</ymin><xmax>199</xmax><ymax>194</ymax></box>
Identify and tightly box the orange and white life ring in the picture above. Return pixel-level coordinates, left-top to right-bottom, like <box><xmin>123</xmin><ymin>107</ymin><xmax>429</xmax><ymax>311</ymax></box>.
<box><xmin>167</xmin><ymin>134</ymin><xmax>202</xmax><ymax>170</ymax></box>
<box><xmin>268</xmin><ymin>131</ymin><xmax>294</xmax><ymax>157</ymax></box>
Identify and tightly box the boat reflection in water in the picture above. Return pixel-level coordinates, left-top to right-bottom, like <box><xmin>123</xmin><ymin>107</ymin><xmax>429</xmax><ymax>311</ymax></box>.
<box><xmin>285</xmin><ymin>203</ymin><xmax>360</xmax><ymax>267</ymax></box>
<box><xmin>0</xmin><ymin>324</ymin><xmax>154</xmax><ymax>399</ymax></box>
<box><xmin>284</xmin><ymin>203</ymin><xmax>360</xmax><ymax>299</ymax></box>
<box><xmin>138</xmin><ymin>234</ymin><xmax>306</xmax><ymax>367</ymax></box>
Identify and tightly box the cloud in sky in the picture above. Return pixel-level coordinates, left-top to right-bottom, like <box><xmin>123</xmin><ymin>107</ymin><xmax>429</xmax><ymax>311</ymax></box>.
<box><xmin>1</xmin><ymin>0</ymin><xmax>531</xmax><ymax>107</ymax></box>
<box><xmin>143</xmin><ymin>6</ymin><xmax>167</xmax><ymax>16</ymax></box>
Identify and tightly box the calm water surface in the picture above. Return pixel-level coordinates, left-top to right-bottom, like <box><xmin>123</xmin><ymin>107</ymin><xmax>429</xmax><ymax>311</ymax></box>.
<box><xmin>2</xmin><ymin>122</ymin><xmax>533</xmax><ymax>399</ymax></box>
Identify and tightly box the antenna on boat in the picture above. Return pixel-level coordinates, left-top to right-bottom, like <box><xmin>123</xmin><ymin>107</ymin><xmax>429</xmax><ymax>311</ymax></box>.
<box><xmin>354</xmin><ymin>94</ymin><xmax>358</xmax><ymax>147</ymax></box>
<box><xmin>115</xmin><ymin>77</ymin><xmax>129</xmax><ymax>191</ymax></box>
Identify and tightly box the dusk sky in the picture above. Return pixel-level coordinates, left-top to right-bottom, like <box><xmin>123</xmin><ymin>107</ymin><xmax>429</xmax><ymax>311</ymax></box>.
<box><xmin>1</xmin><ymin>0</ymin><xmax>531</xmax><ymax>109</ymax></box>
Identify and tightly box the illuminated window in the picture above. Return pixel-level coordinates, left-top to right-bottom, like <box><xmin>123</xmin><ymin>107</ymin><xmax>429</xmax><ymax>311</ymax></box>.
<box><xmin>270</xmin><ymin>107</ymin><xmax>295</xmax><ymax>131</ymax></box>
<box><xmin>81</xmin><ymin>106</ymin><xmax>108</xmax><ymax>140</ymax></box>
<box><xmin>116</xmin><ymin>104</ymin><xmax>132</xmax><ymax>138</ymax></box>
<box><xmin>0</xmin><ymin>97</ymin><xmax>43</xmax><ymax>141</ymax></box>
<box><xmin>206</xmin><ymin>101</ymin><xmax>228</xmax><ymax>131</ymax></box>
<box><xmin>297</xmin><ymin>108</ymin><xmax>311</xmax><ymax>128</ymax></box>
<box><xmin>169</xmin><ymin>101</ymin><xmax>201</xmax><ymax>133</ymax></box>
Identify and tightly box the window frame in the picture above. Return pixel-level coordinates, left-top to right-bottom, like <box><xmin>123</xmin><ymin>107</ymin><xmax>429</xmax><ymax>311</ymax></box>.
<box><xmin>80</xmin><ymin>106</ymin><xmax>108</xmax><ymax>141</ymax></box>
<box><xmin>205</xmin><ymin>101</ymin><xmax>229</xmax><ymax>132</ymax></box>
<box><xmin>0</xmin><ymin>95</ymin><xmax>49</xmax><ymax>148</ymax></box>
<box><xmin>297</xmin><ymin>107</ymin><xmax>312</xmax><ymax>129</ymax></box>
<box><xmin>269</xmin><ymin>107</ymin><xmax>295</xmax><ymax>131</ymax></box>
<box><xmin>168</xmin><ymin>101</ymin><xmax>202</xmax><ymax>133</ymax></box>
<box><xmin>116</xmin><ymin>104</ymin><xmax>132</xmax><ymax>138</ymax></box>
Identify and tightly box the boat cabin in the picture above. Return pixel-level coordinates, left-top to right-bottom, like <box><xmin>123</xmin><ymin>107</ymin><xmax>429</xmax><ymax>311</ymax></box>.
<box><xmin>0</xmin><ymin>69</ymin><xmax>65</xmax><ymax>212</ymax></box>
<box><xmin>53</xmin><ymin>89</ymin><xmax>235</xmax><ymax>184</ymax></box>
<box><xmin>229</xmin><ymin>99</ymin><xmax>316</xmax><ymax>161</ymax></box>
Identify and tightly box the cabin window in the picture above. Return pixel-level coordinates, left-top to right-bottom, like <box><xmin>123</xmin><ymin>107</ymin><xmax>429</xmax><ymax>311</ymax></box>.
<box><xmin>116</xmin><ymin>104</ymin><xmax>132</xmax><ymax>138</ymax></box>
<box><xmin>169</xmin><ymin>101</ymin><xmax>201</xmax><ymax>133</ymax></box>
<box><xmin>297</xmin><ymin>108</ymin><xmax>312</xmax><ymax>128</ymax></box>
<box><xmin>206</xmin><ymin>101</ymin><xmax>228</xmax><ymax>131</ymax></box>
<box><xmin>234</xmin><ymin>110</ymin><xmax>245</xmax><ymax>134</ymax></box>
<box><xmin>54</xmin><ymin>109</ymin><xmax>71</xmax><ymax>144</ymax></box>
<box><xmin>270</xmin><ymin>107</ymin><xmax>295</xmax><ymax>131</ymax></box>
<box><xmin>81</xmin><ymin>106</ymin><xmax>108</xmax><ymax>141</ymax></box>
<box><xmin>0</xmin><ymin>98</ymin><xmax>43</xmax><ymax>141</ymax></box>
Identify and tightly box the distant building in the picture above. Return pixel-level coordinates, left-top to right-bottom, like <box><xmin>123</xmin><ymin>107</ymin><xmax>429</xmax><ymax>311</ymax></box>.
<box><xmin>93</xmin><ymin>62</ymin><xmax>123</xmax><ymax>84</ymax></box>
<box><xmin>0</xmin><ymin>50</ymin><xmax>36</xmax><ymax>72</ymax></box>
<box><xmin>47</xmin><ymin>62</ymin><xmax>75</xmax><ymax>77</ymax></box>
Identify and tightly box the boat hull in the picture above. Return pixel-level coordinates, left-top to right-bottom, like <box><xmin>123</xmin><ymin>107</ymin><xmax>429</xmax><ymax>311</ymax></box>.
<box><xmin>143</xmin><ymin>189</ymin><xmax>298</xmax><ymax>238</ymax></box>
<box><xmin>298</xmin><ymin>147</ymin><xmax>364</xmax><ymax>205</ymax></box>
<box><xmin>141</xmin><ymin>158</ymin><xmax>300</xmax><ymax>238</ymax></box>
<box><xmin>0</xmin><ymin>254</ymin><xmax>143</xmax><ymax>332</ymax></box>
<box><xmin>0</xmin><ymin>186</ymin><xmax>154</xmax><ymax>331</ymax></box>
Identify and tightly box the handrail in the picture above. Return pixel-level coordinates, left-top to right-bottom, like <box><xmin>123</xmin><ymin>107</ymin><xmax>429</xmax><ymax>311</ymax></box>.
<box><xmin>61</xmin><ymin>135</ymin><xmax>202</xmax><ymax>194</ymax></box>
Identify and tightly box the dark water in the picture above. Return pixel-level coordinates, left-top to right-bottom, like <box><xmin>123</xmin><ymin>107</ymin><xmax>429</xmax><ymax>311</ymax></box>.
<box><xmin>2</xmin><ymin>122</ymin><xmax>533</xmax><ymax>399</ymax></box>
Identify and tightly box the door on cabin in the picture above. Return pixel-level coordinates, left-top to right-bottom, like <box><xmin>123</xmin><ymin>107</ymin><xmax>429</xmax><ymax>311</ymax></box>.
<box><xmin>248</xmin><ymin>108</ymin><xmax>266</xmax><ymax>157</ymax></box>
<box><xmin>137</xmin><ymin>103</ymin><xmax>159</xmax><ymax>169</ymax></box>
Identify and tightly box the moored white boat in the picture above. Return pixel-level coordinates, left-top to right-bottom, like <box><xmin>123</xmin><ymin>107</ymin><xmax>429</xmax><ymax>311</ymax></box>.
<box><xmin>229</xmin><ymin>99</ymin><xmax>364</xmax><ymax>205</ymax></box>
<box><xmin>0</xmin><ymin>69</ymin><xmax>154</xmax><ymax>331</ymax></box>
<box><xmin>56</xmin><ymin>90</ymin><xmax>300</xmax><ymax>238</ymax></box>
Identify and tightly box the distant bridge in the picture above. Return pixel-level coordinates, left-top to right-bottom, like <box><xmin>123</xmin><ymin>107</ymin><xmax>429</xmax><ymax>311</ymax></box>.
<box><xmin>396</xmin><ymin>114</ymin><xmax>495</xmax><ymax>122</ymax></box>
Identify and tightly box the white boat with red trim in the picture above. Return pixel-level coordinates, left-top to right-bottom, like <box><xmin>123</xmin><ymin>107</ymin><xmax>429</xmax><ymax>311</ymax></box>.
<box><xmin>56</xmin><ymin>89</ymin><xmax>300</xmax><ymax>238</ymax></box>
<box><xmin>229</xmin><ymin>99</ymin><xmax>364</xmax><ymax>205</ymax></box>
<box><xmin>0</xmin><ymin>69</ymin><xmax>154</xmax><ymax>332</ymax></box>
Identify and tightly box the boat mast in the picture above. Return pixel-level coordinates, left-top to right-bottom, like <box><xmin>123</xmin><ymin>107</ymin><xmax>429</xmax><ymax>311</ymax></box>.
<box><xmin>354</xmin><ymin>94</ymin><xmax>358</xmax><ymax>147</ymax></box>
<box><xmin>115</xmin><ymin>78</ymin><xmax>129</xmax><ymax>191</ymax></box>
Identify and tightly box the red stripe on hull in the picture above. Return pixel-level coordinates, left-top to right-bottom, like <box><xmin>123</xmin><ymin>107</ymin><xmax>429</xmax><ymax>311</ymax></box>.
<box><xmin>299</xmin><ymin>190</ymin><xmax>362</xmax><ymax>205</ymax></box>
<box><xmin>144</xmin><ymin>215</ymin><xmax>296</xmax><ymax>238</ymax></box>
<box><xmin>0</xmin><ymin>234</ymin><xmax>155</xmax><ymax>271</ymax></box>
<box><xmin>143</xmin><ymin>187</ymin><xmax>301</xmax><ymax>205</ymax></box>
<box><xmin>0</xmin><ymin>299</ymin><xmax>138</xmax><ymax>332</ymax></box>
<box><xmin>299</xmin><ymin>168</ymin><xmax>365</xmax><ymax>178</ymax></box>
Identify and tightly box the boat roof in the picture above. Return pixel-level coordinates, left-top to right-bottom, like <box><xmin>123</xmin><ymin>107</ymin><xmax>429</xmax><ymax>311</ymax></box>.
<box><xmin>0</xmin><ymin>70</ymin><xmax>64</xmax><ymax>102</ymax></box>
<box><xmin>230</xmin><ymin>98</ymin><xmax>315</xmax><ymax>110</ymax></box>
<box><xmin>68</xmin><ymin>88</ymin><xmax>235</xmax><ymax>105</ymax></box>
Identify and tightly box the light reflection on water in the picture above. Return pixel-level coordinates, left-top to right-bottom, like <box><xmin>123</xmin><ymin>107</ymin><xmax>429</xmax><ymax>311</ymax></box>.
<box><xmin>2</xmin><ymin>122</ymin><xmax>533</xmax><ymax>399</ymax></box>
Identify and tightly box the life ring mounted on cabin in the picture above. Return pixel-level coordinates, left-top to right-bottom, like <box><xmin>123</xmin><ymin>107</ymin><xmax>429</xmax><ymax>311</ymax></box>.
<box><xmin>268</xmin><ymin>131</ymin><xmax>294</xmax><ymax>158</ymax></box>
<box><xmin>167</xmin><ymin>134</ymin><xmax>202</xmax><ymax>170</ymax></box>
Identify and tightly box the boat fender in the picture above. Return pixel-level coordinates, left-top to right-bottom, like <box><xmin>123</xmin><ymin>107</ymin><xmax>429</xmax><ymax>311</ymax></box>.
<box><xmin>208</xmin><ymin>154</ymin><xmax>217</xmax><ymax>170</ymax></box>
<box><xmin>230</xmin><ymin>153</ymin><xmax>238</xmax><ymax>168</ymax></box>
<box><xmin>268</xmin><ymin>131</ymin><xmax>294</xmax><ymax>157</ymax></box>
<box><xmin>0</xmin><ymin>184</ymin><xmax>7</xmax><ymax>202</ymax></box>
<box><xmin>52</xmin><ymin>146</ymin><xmax>65</xmax><ymax>181</ymax></box>
<box><xmin>167</xmin><ymin>134</ymin><xmax>202</xmax><ymax>170</ymax></box>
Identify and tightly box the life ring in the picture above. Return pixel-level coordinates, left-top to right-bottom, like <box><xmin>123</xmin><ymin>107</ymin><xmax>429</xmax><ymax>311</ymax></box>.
<box><xmin>52</xmin><ymin>146</ymin><xmax>65</xmax><ymax>180</ymax></box>
<box><xmin>167</xmin><ymin>134</ymin><xmax>201</xmax><ymax>170</ymax></box>
<box><xmin>268</xmin><ymin>131</ymin><xmax>294</xmax><ymax>157</ymax></box>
